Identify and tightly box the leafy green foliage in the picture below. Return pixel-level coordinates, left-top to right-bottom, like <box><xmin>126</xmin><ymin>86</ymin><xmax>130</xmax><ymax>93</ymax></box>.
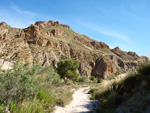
<box><xmin>37</xmin><ymin>90</ymin><xmax>54</xmax><ymax>105</ymax></box>
<box><xmin>0</xmin><ymin>62</ymin><xmax>39</xmax><ymax>105</ymax></box>
<box><xmin>57</xmin><ymin>59</ymin><xmax>79</xmax><ymax>82</ymax></box>
<box><xmin>78</xmin><ymin>76</ymin><xmax>88</xmax><ymax>83</ymax></box>
<box><xmin>37</xmin><ymin>66</ymin><xmax>61</xmax><ymax>86</ymax></box>
<box><xmin>0</xmin><ymin>104</ymin><xmax>5</xmax><ymax>113</ymax></box>
<box><xmin>0</xmin><ymin>61</ymin><xmax>73</xmax><ymax>112</ymax></box>
<box><xmin>14</xmin><ymin>99</ymin><xmax>44</xmax><ymax>113</ymax></box>
<box><xmin>90</xmin><ymin>76</ymin><xmax>96</xmax><ymax>81</ymax></box>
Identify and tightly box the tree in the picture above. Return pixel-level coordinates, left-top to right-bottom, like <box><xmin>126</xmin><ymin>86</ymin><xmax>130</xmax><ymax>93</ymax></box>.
<box><xmin>57</xmin><ymin>59</ymin><xmax>79</xmax><ymax>83</ymax></box>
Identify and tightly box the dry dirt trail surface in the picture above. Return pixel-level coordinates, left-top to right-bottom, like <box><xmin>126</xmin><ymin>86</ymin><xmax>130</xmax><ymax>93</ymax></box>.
<box><xmin>53</xmin><ymin>87</ymin><xmax>100</xmax><ymax>113</ymax></box>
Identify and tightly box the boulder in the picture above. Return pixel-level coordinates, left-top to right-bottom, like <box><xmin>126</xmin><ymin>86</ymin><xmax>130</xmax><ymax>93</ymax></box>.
<box><xmin>91</xmin><ymin>55</ymin><xmax>128</xmax><ymax>78</ymax></box>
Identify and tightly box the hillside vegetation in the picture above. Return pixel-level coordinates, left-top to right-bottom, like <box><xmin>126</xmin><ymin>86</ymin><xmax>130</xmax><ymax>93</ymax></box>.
<box><xmin>90</xmin><ymin>62</ymin><xmax>150</xmax><ymax>113</ymax></box>
<box><xmin>0</xmin><ymin>62</ymin><xmax>74</xmax><ymax>113</ymax></box>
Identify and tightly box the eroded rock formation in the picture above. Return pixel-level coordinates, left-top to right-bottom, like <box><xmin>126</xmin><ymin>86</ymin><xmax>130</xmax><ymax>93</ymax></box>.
<box><xmin>0</xmin><ymin>21</ymin><xmax>148</xmax><ymax>78</ymax></box>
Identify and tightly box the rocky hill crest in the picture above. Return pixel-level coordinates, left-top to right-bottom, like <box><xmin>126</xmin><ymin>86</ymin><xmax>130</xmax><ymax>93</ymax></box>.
<box><xmin>0</xmin><ymin>21</ymin><xmax>148</xmax><ymax>78</ymax></box>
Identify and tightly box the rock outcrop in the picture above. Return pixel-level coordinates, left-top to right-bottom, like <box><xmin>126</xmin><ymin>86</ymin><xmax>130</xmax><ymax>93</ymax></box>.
<box><xmin>0</xmin><ymin>21</ymin><xmax>148</xmax><ymax>78</ymax></box>
<box><xmin>51</xmin><ymin>29</ymin><xmax>66</xmax><ymax>36</ymax></box>
<box><xmin>92</xmin><ymin>55</ymin><xmax>122</xmax><ymax>78</ymax></box>
<box><xmin>0</xmin><ymin>28</ymin><xmax>9</xmax><ymax>40</ymax></box>
<box><xmin>91</xmin><ymin>41</ymin><xmax>109</xmax><ymax>49</ymax></box>
<box><xmin>127</xmin><ymin>51</ymin><xmax>139</xmax><ymax>57</ymax></box>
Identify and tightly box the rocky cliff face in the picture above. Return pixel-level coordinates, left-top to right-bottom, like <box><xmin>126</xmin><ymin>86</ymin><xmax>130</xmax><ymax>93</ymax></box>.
<box><xmin>0</xmin><ymin>21</ymin><xmax>148</xmax><ymax>78</ymax></box>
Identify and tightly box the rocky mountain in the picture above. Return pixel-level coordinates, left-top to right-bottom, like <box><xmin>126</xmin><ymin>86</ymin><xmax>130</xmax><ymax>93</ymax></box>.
<box><xmin>0</xmin><ymin>21</ymin><xmax>148</xmax><ymax>78</ymax></box>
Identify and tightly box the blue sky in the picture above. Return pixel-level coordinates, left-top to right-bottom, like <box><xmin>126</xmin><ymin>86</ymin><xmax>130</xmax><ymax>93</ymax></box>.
<box><xmin>0</xmin><ymin>0</ymin><xmax>150</xmax><ymax>57</ymax></box>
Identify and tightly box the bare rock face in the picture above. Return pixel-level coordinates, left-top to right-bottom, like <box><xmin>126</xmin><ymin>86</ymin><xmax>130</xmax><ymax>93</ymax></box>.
<box><xmin>112</xmin><ymin>46</ymin><xmax>121</xmax><ymax>52</ymax></box>
<box><xmin>61</xmin><ymin>24</ymin><xmax>70</xmax><ymax>28</ymax></box>
<box><xmin>35</xmin><ymin>20</ymin><xmax>63</xmax><ymax>29</ymax></box>
<box><xmin>0</xmin><ymin>28</ymin><xmax>9</xmax><ymax>40</ymax></box>
<box><xmin>127</xmin><ymin>51</ymin><xmax>139</xmax><ymax>57</ymax></box>
<box><xmin>73</xmin><ymin>36</ymin><xmax>93</xmax><ymax>48</ymax></box>
<box><xmin>0</xmin><ymin>38</ymin><xmax>32</xmax><ymax>64</ymax></box>
<box><xmin>32</xmin><ymin>50</ymin><xmax>59</xmax><ymax>69</ymax></box>
<box><xmin>0</xmin><ymin>22</ymin><xmax>9</xmax><ymax>27</ymax></box>
<box><xmin>92</xmin><ymin>56</ymin><xmax>119</xmax><ymax>78</ymax></box>
<box><xmin>51</xmin><ymin>29</ymin><xmax>66</xmax><ymax>36</ymax></box>
<box><xmin>79</xmin><ymin>62</ymin><xmax>92</xmax><ymax>77</ymax></box>
<box><xmin>91</xmin><ymin>41</ymin><xmax>109</xmax><ymax>49</ymax></box>
<box><xmin>25</xmin><ymin>24</ymin><xmax>40</xmax><ymax>39</ymax></box>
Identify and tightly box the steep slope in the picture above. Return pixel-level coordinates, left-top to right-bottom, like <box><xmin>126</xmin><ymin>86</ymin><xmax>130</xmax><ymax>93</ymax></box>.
<box><xmin>0</xmin><ymin>21</ymin><xmax>148</xmax><ymax>78</ymax></box>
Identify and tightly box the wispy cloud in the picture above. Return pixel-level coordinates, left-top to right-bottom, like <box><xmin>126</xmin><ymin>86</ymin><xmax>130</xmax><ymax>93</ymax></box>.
<box><xmin>10</xmin><ymin>4</ymin><xmax>36</xmax><ymax>18</ymax></box>
<box><xmin>76</xmin><ymin>21</ymin><xmax>131</xmax><ymax>43</ymax></box>
<box><xmin>147</xmin><ymin>53</ymin><xmax>150</xmax><ymax>58</ymax></box>
<box><xmin>0</xmin><ymin>3</ymin><xmax>37</xmax><ymax>28</ymax></box>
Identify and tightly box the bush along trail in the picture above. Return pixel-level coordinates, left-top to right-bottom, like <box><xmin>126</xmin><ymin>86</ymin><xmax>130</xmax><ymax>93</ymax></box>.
<box><xmin>53</xmin><ymin>86</ymin><xmax>100</xmax><ymax>113</ymax></box>
<box><xmin>89</xmin><ymin>62</ymin><xmax>150</xmax><ymax>113</ymax></box>
<box><xmin>1</xmin><ymin>59</ymin><xmax>150</xmax><ymax>113</ymax></box>
<box><xmin>0</xmin><ymin>62</ymin><xmax>74</xmax><ymax>113</ymax></box>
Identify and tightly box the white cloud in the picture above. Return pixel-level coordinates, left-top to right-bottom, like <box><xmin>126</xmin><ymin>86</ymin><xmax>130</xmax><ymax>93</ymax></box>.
<box><xmin>147</xmin><ymin>53</ymin><xmax>150</xmax><ymax>59</ymax></box>
<box><xmin>76</xmin><ymin>21</ymin><xmax>131</xmax><ymax>43</ymax></box>
<box><xmin>0</xmin><ymin>3</ymin><xmax>37</xmax><ymax>28</ymax></box>
<box><xmin>10</xmin><ymin>4</ymin><xmax>36</xmax><ymax>18</ymax></box>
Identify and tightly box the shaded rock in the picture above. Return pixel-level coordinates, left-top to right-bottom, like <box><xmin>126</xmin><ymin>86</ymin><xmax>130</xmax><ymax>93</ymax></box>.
<box><xmin>0</xmin><ymin>28</ymin><xmax>9</xmax><ymax>40</ymax></box>
<box><xmin>35</xmin><ymin>20</ymin><xmax>61</xmax><ymax>28</ymax></box>
<box><xmin>91</xmin><ymin>41</ymin><xmax>109</xmax><ymax>49</ymax></box>
<box><xmin>61</xmin><ymin>24</ymin><xmax>70</xmax><ymax>28</ymax></box>
<box><xmin>32</xmin><ymin>50</ymin><xmax>59</xmax><ymax>69</ymax></box>
<box><xmin>0</xmin><ymin>22</ymin><xmax>9</xmax><ymax>27</ymax></box>
<box><xmin>92</xmin><ymin>55</ymin><xmax>119</xmax><ymax>78</ymax></box>
<box><xmin>127</xmin><ymin>51</ymin><xmax>139</xmax><ymax>57</ymax></box>
<box><xmin>79</xmin><ymin>62</ymin><xmax>92</xmax><ymax>77</ymax></box>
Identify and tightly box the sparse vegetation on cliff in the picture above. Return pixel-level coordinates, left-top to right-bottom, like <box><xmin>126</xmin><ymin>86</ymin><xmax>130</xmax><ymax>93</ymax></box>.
<box><xmin>90</xmin><ymin>62</ymin><xmax>150</xmax><ymax>113</ymax></box>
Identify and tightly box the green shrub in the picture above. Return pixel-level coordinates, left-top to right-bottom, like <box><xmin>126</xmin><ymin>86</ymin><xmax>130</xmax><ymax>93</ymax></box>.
<box><xmin>0</xmin><ymin>61</ymin><xmax>74</xmax><ymax>112</ymax></box>
<box><xmin>54</xmin><ymin>88</ymin><xmax>73</xmax><ymax>107</ymax></box>
<box><xmin>37</xmin><ymin>66</ymin><xmax>61</xmax><ymax>86</ymax></box>
<box><xmin>78</xmin><ymin>76</ymin><xmax>88</xmax><ymax>83</ymax></box>
<box><xmin>0</xmin><ymin>104</ymin><xmax>5</xmax><ymax>113</ymax></box>
<box><xmin>37</xmin><ymin>90</ymin><xmax>54</xmax><ymax>105</ymax></box>
<box><xmin>55</xmin><ymin>98</ymin><xmax>65</xmax><ymax>107</ymax></box>
<box><xmin>90</xmin><ymin>76</ymin><xmax>95</xmax><ymax>81</ymax></box>
<box><xmin>9</xmin><ymin>101</ymin><xmax>17</xmax><ymax>113</ymax></box>
<box><xmin>14</xmin><ymin>99</ymin><xmax>44</xmax><ymax>113</ymax></box>
<box><xmin>0</xmin><ymin>62</ymin><xmax>39</xmax><ymax>105</ymax></box>
<box><xmin>123</xmin><ymin>73</ymin><xmax>137</xmax><ymax>93</ymax></box>
<box><xmin>97</xmin><ymin>78</ymin><xmax>103</xmax><ymax>83</ymax></box>
<box><xmin>57</xmin><ymin>59</ymin><xmax>79</xmax><ymax>83</ymax></box>
<box><xmin>137</xmin><ymin>63</ymin><xmax>150</xmax><ymax>82</ymax></box>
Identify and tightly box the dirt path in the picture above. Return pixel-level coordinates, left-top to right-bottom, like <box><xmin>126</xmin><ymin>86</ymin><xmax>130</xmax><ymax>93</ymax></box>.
<box><xmin>53</xmin><ymin>87</ymin><xmax>100</xmax><ymax>113</ymax></box>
